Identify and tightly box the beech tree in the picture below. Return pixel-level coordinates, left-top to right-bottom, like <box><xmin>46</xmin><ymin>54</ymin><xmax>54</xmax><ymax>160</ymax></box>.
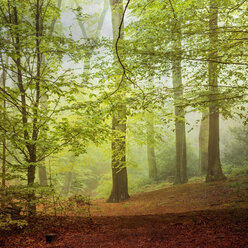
<box><xmin>199</xmin><ymin>112</ymin><xmax>209</xmax><ymax>175</ymax></box>
<box><xmin>38</xmin><ymin>0</ymin><xmax>63</xmax><ymax>187</ymax></box>
<box><xmin>206</xmin><ymin>0</ymin><xmax>225</xmax><ymax>182</ymax></box>
<box><xmin>146</xmin><ymin>113</ymin><xmax>157</xmax><ymax>180</ymax></box>
<box><xmin>171</xmin><ymin>14</ymin><xmax>187</xmax><ymax>184</ymax></box>
<box><xmin>0</xmin><ymin>0</ymin><xmax>87</xmax><ymax>214</ymax></box>
<box><xmin>0</xmin><ymin>55</ymin><xmax>8</xmax><ymax>189</ymax></box>
<box><xmin>107</xmin><ymin>0</ymin><xmax>130</xmax><ymax>203</ymax></box>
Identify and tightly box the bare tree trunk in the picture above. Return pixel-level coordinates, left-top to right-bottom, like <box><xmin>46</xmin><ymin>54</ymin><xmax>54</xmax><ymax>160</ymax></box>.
<box><xmin>206</xmin><ymin>0</ymin><xmax>225</xmax><ymax>182</ymax></box>
<box><xmin>146</xmin><ymin>113</ymin><xmax>157</xmax><ymax>180</ymax></box>
<box><xmin>107</xmin><ymin>0</ymin><xmax>129</xmax><ymax>203</ymax></box>
<box><xmin>199</xmin><ymin>112</ymin><xmax>209</xmax><ymax>175</ymax></box>
<box><xmin>172</xmin><ymin>22</ymin><xmax>187</xmax><ymax>185</ymax></box>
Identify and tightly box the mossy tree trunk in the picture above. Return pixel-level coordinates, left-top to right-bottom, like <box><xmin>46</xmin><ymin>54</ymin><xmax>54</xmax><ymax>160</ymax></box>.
<box><xmin>1</xmin><ymin>55</ymin><xmax>8</xmax><ymax>189</ymax></box>
<box><xmin>146</xmin><ymin>113</ymin><xmax>157</xmax><ymax>180</ymax></box>
<box><xmin>172</xmin><ymin>22</ymin><xmax>187</xmax><ymax>185</ymax></box>
<box><xmin>38</xmin><ymin>0</ymin><xmax>62</xmax><ymax>187</ymax></box>
<box><xmin>206</xmin><ymin>0</ymin><xmax>225</xmax><ymax>182</ymax></box>
<box><xmin>38</xmin><ymin>165</ymin><xmax>48</xmax><ymax>186</ymax></box>
<box><xmin>107</xmin><ymin>0</ymin><xmax>129</xmax><ymax>203</ymax></box>
<box><xmin>199</xmin><ymin>112</ymin><xmax>209</xmax><ymax>175</ymax></box>
<box><xmin>62</xmin><ymin>171</ymin><xmax>73</xmax><ymax>196</ymax></box>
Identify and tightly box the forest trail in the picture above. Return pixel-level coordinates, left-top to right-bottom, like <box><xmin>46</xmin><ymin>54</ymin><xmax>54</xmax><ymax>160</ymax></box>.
<box><xmin>1</xmin><ymin>177</ymin><xmax>248</xmax><ymax>248</ymax></box>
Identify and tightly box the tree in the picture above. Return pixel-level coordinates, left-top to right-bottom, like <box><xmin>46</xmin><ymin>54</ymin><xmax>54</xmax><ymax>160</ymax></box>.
<box><xmin>0</xmin><ymin>0</ymin><xmax>85</xmax><ymax>215</ymax></box>
<box><xmin>38</xmin><ymin>0</ymin><xmax>63</xmax><ymax>187</ymax></box>
<box><xmin>171</xmin><ymin>19</ymin><xmax>188</xmax><ymax>184</ymax></box>
<box><xmin>107</xmin><ymin>0</ymin><xmax>130</xmax><ymax>203</ymax></box>
<box><xmin>146</xmin><ymin>113</ymin><xmax>157</xmax><ymax>180</ymax></box>
<box><xmin>199</xmin><ymin>112</ymin><xmax>209</xmax><ymax>175</ymax></box>
<box><xmin>206</xmin><ymin>0</ymin><xmax>225</xmax><ymax>182</ymax></box>
<box><xmin>0</xmin><ymin>55</ymin><xmax>8</xmax><ymax>189</ymax></box>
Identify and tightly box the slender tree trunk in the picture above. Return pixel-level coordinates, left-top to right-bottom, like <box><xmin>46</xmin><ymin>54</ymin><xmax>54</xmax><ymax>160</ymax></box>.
<box><xmin>27</xmin><ymin>0</ymin><xmax>43</xmax><ymax>215</ymax></box>
<box><xmin>38</xmin><ymin>0</ymin><xmax>62</xmax><ymax>187</ymax></box>
<box><xmin>27</xmin><ymin>151</ymin><xmax>36</xmax><ymax>216</ymax></box>
<box><xmin>206</xmin><ymin>0</ymin><xmax>225</xmax><ymax>182</ymax></box>
<box><xmin>38</xmin><ymin>165</ymin><xmax>48</xmax><ymax>186</ymax></box>
<box><xmin>146</xmin><ymin>113</ymin><xmax>157</xmax><ymax>180</ymax></box>
<box><xmin>1</xmin><ymin>56</ymin><xmax>8</xmax><ymax>188</ymax></box>
<box><xmin>38</xmin><ymin>82</ymin><xmax>47</xmax><ymax>187</ymax></box>
<box><xmin>199</xmin><ymin>112</ymin><xmax>209</xmax><ymax>175</ymax></box>
<box><xmin>172</xmin><ymin>22</ymin><xmax>187</xmax><ymax>185</ymax></box>
<box><xmin>107</xmin><ymin>0</ymin><xmax>129</xmax><ymax>203</ymax></box>
<box><xmin>13</xmin><ymin>4</ymin><xmax>36</xmax><ymax>215</ymax></box>
<box><xmin>62</xmin><ymin>171</ymin><xmax>73</xmax><ymax>196</ymax></box>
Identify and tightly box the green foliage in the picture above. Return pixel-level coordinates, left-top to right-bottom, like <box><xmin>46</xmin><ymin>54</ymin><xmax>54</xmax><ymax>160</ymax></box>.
<box><xmin>0</xmin><ymin>0</ymin><xmax>248</xmax><ymax>212</ymax></box>
<box><xmin>0</xmin><ymin>213</ymin><xmax>27</xmax><ymax>230</ymax></box>
<box><xmin>0</xmin><ymin>183</ymin><xmax>92</xmax><ymax>230</ymax></box>
<box><xmin>128</xmin><ymin>177</ymin><xmax>170</xmax><ymax>194</ymax></box>
<box><xmin>223</xmin><ymin>164</ymin><xmax>248</xmax><ymax>177</ymax></box>
<box><xmin>93</xmin><ymin>172</ymin><xmax>112</xmax><ymax>199</ymax></box>
<box><xmin>223</xmin><ymin>125</ymin><xmax>248</xmax><ymax>167</ymax></box>
<box><xmin>157</xmin><ymin>135</ymin><xmax>198</xmax><ymax>180</ymax></box>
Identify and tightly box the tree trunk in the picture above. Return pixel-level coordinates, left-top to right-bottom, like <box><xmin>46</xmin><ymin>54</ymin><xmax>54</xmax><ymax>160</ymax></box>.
<box><xmin>62</xmin><ymin>171</ymin><xmax>73</xmax><ymax>196</ymax></box>
<box><xmin>37</xmin><ymin>0</ymin><xmax>63</xmax><ymax>187</ymax></box>
<box><xmin>13</xmin><ymin>4</ymin><xmax>37</xmax><ymax>215</ymax></box>
<box><xmin>27</xmin><ymin>0</ymin><xmax>44</xmax><ymax>215</ymax></box>
<box><xmin>199</xmin><ymin>112</ymin><xmax>209</xmax><ymax>175</ymax></box>
<box><xmin>146</xmin><ymin>113</ymin><xmax>157</xmax><ymax>180</ymax></box>
<box><xmin>1</xmin><ymin>56</ymin><xmax>8</xmax><ymax>188</ymax></box>
<box><xmin>107</xmin><ymin>0</ymin><xmax>129</xmax><ymax>203</ymax></box>
<box><xmin>108</xmin><ymin>108</ymin><xmax>129</xmax><ymax>202</ymax></box>
<box><xmin>38</xmin><ymin>165</ymin><xmax>48</xmax><ymax>186</ymax></box>
<box><xmin>172</xmin><ymin>22</ymin><xmax>187</xmax><ymax>185</ymax></box>
<box><xmin>27</xmin><ymin>150</ymin><xmax>36</xmax><ymax>216</ymax></box>
<box><xmin>206</xmin><ymin>0</ymin><xmax>225</xmax><ymax>182</ymax></box>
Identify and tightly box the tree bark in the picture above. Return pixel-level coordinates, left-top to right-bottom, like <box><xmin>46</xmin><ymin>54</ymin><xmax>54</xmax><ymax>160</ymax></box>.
<box><xmin>108</xmin><ymin>106</ymin><xmax>129</xmax><ymax>202</ymax></box>
<box><xmin>172</xmin><ymin>22</ymin><xmax>187</xmax><ymax>185</ymax></box>
<box><xmin>146</xmin><ymin>113</ymin><xmax>157</xmax><ymax>180</ymax></box>
<box><xmin>38</xmin><ymin>0</ymin><xmax>63</xmax><ymax>187</ymax></box>
<box><xmin>62</xmin><ymin>171</ymin><xmax>73</xmax><ymax>196</ymax></box>
<box><xmin>199</xmin><ymin>112</ymin><xmax>209</xmax><ymax>175</ymax></box>
<box><xmin>13</xmin><ymin>3</ymin><xmax>36</xmax><ymax>215</ymax></box>
<box><xmin>206</xmin><ymin>0</ymin><xmax>225</xmax><ymax>182</ymax></box>
<box><xmin>1</xmin><ymin>56</ymin><xmax>8</xmax><ymax>188</ymax></box>
<box><xmin>38</xmin><ymin>165</ymin><xmax>48</xmax><ymax>186</ymax></box>
<box><xmin>27</xmin><ymin>0</ymin><xmax>43</xmax><ymax>215</ymax></box>
<box><xmin>107</xmin><ymin>0</ymin><xmax>129</xmax><ymax>203</ymax></box>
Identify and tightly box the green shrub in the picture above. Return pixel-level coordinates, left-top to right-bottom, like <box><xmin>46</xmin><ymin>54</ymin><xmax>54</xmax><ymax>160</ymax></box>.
<box><xmin>93</xmin><ymin>172</ymin><xmax>112</xmax><ymax>199</ymax></box>
<box><xmin>223</xmin><ymin>163</ymin><xmax>248</xmax><ymax>177</ymax></box>
<box><xmin>156</xmin><ymin>137</ymin><xmax>198</xmax><ymax>180</ymax></box>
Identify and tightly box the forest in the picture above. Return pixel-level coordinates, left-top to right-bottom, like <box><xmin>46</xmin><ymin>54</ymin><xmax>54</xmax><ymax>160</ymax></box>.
<box><xmin>0</xmin><ymin>0</ymin><xmax>248</xmax><ymax>247</ymax></box>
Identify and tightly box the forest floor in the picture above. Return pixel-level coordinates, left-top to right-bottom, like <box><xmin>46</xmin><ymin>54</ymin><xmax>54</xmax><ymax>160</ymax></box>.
<box><xmin>1</xmin><ymin>177</ymin><xmax>248</xmax><ymax>248</ymax></box>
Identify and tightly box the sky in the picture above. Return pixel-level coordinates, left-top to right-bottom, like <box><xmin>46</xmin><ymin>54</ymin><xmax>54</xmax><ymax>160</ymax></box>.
<box><xmin>61</xmin><ymin>1</ymin><xmax>113</xmax><ymax>40</ymax></box>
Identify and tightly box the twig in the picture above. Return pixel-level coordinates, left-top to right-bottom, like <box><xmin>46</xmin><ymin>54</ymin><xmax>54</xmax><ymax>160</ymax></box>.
<box><xmin>168</xmin><ymin>0</ymin><xmax>177</xmax><ymax>20</ymax></box>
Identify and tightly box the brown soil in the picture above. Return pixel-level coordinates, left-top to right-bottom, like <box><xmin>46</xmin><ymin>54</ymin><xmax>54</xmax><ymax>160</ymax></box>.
<box><xmin>91</xmin><ymin>177</ymin><xmax>248</xmax><ymax>216</ymax></box>
<box><xmin>1</xmin><ymin>177</ymin><xmax>248</xmax><ymax>248</ymax></box>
